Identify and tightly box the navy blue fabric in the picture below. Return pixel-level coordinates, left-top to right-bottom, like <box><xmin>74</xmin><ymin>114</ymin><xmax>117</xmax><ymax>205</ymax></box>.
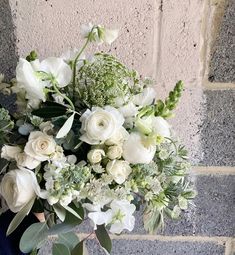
<box><xmin>0</xmin><ymin>210</ymin><xmax>37</xmax><ymax>255</ymax></box>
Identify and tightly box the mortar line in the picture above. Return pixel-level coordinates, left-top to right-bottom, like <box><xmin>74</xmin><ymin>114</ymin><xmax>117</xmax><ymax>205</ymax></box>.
<box><xmin>76</xmin><ymin>233</ymin><xmax>231</xmax><ymax>244</ymax></box>
<box><xmin>225</xmin><ymin>238</ymin><xmax>233</xmax><ymax>255</ymax></box>
<box><xmin>203</xmin><ymin>81</ymin><xmax>235</xmax><ymax>90</ymax></box>
<box><xmin>191</xmin><ymin>166</ymin><xmax>235</xmax><ymax>175</ymax></box>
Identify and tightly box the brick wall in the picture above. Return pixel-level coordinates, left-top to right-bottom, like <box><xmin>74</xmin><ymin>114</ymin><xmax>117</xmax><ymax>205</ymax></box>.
<box><xmin>0</xmin><ymin>0</ymin><xmax>234</xmax><ymax>254</ymax></box>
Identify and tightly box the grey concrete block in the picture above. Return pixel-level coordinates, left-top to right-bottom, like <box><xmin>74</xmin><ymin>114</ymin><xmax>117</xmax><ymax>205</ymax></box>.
<box><xmin>200</xmin><ymin>90</ymin><xmax>235</xmax><ymax>166</ymax></box>
<box><xmin>132</xmin><ymin>175</ymin><xmax>235</xmax><ymax>237</ymax></box>
<box><xmin>0</xmin><ymin>0</ymin><xmax>18</xmax><ymax>81</ymax></box>
<box><xmin>209</xmin><ymin>0</ymin><xmax>235</xmax><ymax>83</ymax></box>
<box><xmin>86</xmin><ymin>239</ymin><xmax>225</xmax><ymax>255</ymax></box>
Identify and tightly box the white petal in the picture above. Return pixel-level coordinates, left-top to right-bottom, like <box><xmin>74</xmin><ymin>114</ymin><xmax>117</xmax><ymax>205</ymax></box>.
<box><xmin>56</xmin><ymin>113</ymin><xmax>75</xmax><ymax>139</ymax></box>
<box><xmin>104</xmin><ymin>29</ymin><xmax>119</xmax><ymax>44</ymax></box>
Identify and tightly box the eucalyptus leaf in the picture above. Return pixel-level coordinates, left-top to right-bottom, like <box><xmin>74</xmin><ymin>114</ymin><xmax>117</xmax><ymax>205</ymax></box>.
<box><xmin>57</xmin><ymin>232</ymin><xmax>79</xmax><ymax>251</ymax></box>
<box><xmin>19</xmin><ymin>222</ymin><xmax>48</xmax><ymax>253</ymax></box>
<box><xmin>62</xmin><ymin>204</ymin><xmax>82</xmax><ymax>220</ymax></box>
<box><xmin>53</xmin><ymin>204</ymin><xmax>66</xmax><ymax>222</ymax></box>
<box><xmin>56</xmin><ymin>113</ymin><xmax>75</xmax><ymax>139</ymax></box>
<box><xmin>52</xmin><ymin>243</ymin><xmax>71</xmax><ymax>255</ymax></box>
<box><xmin>7</xmin><ymin>197</ymin><xmax>35</xmax><ymax>236</ymax></box>
<box><xmin>95</xmin><ymin>225</ymin><xmax>112</xmax><ymax>254</ymax></box>
<box><xmin>71</xmin><ymin>240</ymin><xmax>84</xmax><ymax>255</ymax></box>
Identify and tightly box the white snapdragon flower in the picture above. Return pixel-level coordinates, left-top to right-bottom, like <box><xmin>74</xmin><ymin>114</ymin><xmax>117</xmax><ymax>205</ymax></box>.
<box><xmin>87</xmin><ymin>149</ymin><xmax>105</xmax><ymax>164</ymax></box>
<box><xmin>107</xmin><ymin>145</ymin><xmax>123</xmax><ymax>160</ymax></box>
<box><xmin>40</xmin><ymin>57</ymin><xmax>72</xmax><ymax>87</ymax></box>
<box><xmin>80</xmin><ymin>106</ymin><xmax>124</xmax><ymax>145</ymax></box>
<box><xmin>118</xmin><ymin>102</ymin><xmax>138</xmax><ymax>118</ymax></box>
<box><xmin>0</xmin><ymin>168</ymin><xmax>47</xmax><ymax>212</ymax></box>
<box><xmin>123</xmin><ymin>132</ymin><xmax>156</xmax><ymax>164</ymax></box>
<box><xmin>133</xmin><ymin>87</ymin><xmax>156</xmax><ymax>106</ymax></box>
<box><xmin>106</xmin><ymin>160</ymin><xmax>132</xmax><ymax>184</ymax></box>
<box><xmin>152</xmin><ymin>116</ymin><xmax>171</xmax><ymax>138</ymax></box>
<box><xmin>16</xmin><ymin>58</ymin><xmax>46</xmax><ymax>101</ymax></box>
<box><xmin>1</xmin><ymin>145</ymin><xmax>21</xmax><ymax>161</ymax></box>
<box><xmin>24</xmin><ymin>131</ymin><xmax>57</xmax><ymax>161</ymax></box>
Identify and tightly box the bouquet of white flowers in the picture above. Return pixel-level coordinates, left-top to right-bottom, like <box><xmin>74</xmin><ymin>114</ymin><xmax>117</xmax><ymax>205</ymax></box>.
<box><xmin>0</xmin><ymin>24</ymin><xmax>196</xmax><ymax>254</ymax></box>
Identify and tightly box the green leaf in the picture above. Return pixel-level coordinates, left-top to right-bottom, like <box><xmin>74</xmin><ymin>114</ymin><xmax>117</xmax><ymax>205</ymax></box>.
<box><xmin>53</xmin><ymin>204</ymin><xmax>66</xmax><ymax>222</ymax></box>
<box><xmin>143</xmin><ymin>207</ymin><xmax>164</xmax><ymax>234</ymax></box>
<box><xmin>56</xmin><ymin>113</ymin><xmax>75</xmax><ymax>139</ymax></box>
<box><xmin>62</xmin><ymin>204</ymin><xmax>82</xmax><ymax>220</ymax></box>
<box><xmin>57</xmin><ymin>232</ymin><xmax>79</xmax><ymax>251</ymax></box>
<box><xmin>52</xmin><ymin>243</ymin><xmax>71</xmax><ymax>255</ymax></box>
<box><xmin>71</xmin><ymin>241</ymin><xmax>83</xmax><ymax>255</ymax></box>
<box><xmin>19</xmin><ymin>222</ymin><xmax>48</xmax><ymax>253</ymax></box>
<box><xmin>95</xmin><ymin>225</ymin><xmax>112</xmax><ymax>254</ymax></box>
<box><xmin>32</xmin><ymin>106</ymin><xmax>67</xmax><ymax>118</ymax></box>
<box><xmin>7</xmin><ymin>197</ymin><xmax>35</xmax><ymax>236</ymax></box>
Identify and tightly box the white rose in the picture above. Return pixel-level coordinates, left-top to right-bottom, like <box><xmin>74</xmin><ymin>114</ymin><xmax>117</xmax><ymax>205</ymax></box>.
<box><xmin>152</xmin><ymin>116</ymin><xmax>171</xmax><ymax>138</ymax></box>
<box><xmin>16</xmin><ymin>58</ymin><xmax>46</xmax><ymax>101</ymax></box>
<box><xmin>118</xmin><ymin>102</ymin><xmax>138</xmax><ymax>118</ymax></box>
<box><xmin>40</xmin><ymin>57</ymin><xmax>72</xmax><ymax>88</ymax></box>
<box><xmin>107</xmin><ymin>145</ymin><xmax>123</xmax><ymax>160</ymax></box>
<box><xmin>39</xmin><ymin>121</ymin><xmax>54</xmax><ymax>135</ymax></box>
<box><xmin>105</xmin><ymin>127</ymin><xmax>129</xmax><ymax>146</ymax></box>
<box><xmin>0</xmin><ymin>168</ymin><xmax>45</xmax><ymax>212</ymax></box>
<box><xmin>106</xmin><ymin>160</ymin><xmax>132</xmax><ymax>184</ymax></box>
<box><xmin>133</xmin><ymin>87</ymin><xmax>156</xmax><ymax>106</ymax></box>
<box><xmin>87</xmin><ymin>149</ymin><xmax>105</xmax><ymax>164</ymax></box>
<box><xmin>16</xmin><ymin>152</ymin><xmax>41</xmax><ymax>169</ymax></box>
<box><xmin>1</xmin><ymin>145</ymin><xmax>21</xmax><ymax>161</ymax></box>
<box><xmin>123</xmin><ymin>132</ymin><xmax>156</xmax><ymax>164</ymax></box>
<box><xmin>80</xmin><ymin>106</ymin><xmax>124</xmax><ymax>145</ymax></box>
<box><xmin>24</xmin><ymin>131</ymin><xmax>57</xmax><ymax>161</ymax></box>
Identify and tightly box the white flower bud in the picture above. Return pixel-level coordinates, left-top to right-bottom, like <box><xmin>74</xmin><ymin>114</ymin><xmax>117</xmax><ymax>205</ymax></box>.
<box><xmin>87</xmin><ymin>149</ymin><xmax>105</xmax><ymax>164</ymax></box>
<box><xmin>107</xmin><ymin>145</ymin><xmax>123</xmax><ymax>160</ymax></box>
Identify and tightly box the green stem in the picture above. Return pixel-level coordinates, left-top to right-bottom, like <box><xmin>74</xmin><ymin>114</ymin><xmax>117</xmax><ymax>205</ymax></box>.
<box><xmin>52</xmin><ymin>81</ymin><xmax>75</xmax><ymax>111</ymax></box>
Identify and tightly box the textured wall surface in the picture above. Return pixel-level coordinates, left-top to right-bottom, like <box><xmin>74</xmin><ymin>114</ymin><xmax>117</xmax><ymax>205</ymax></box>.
<box><xmin>0</xmin><ymin>0</ymin><xmax>235</xmax><ymax>254</ymax></box>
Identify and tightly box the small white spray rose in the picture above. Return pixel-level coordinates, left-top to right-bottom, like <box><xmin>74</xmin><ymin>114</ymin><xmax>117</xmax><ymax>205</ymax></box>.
<box><xmin>80</xmin><ymin>106</ymin><xmax>124</xmax><ymax>145</ymax></box>
<box><xmin>106</xmin><ymin>160</ymin><xmax>132</xmax><ymax>184</ymax></box>
<box><xmin>40</xmin><ymin>57</ymin><xmax>72</xmax><ymax>87</ymax></box>
<box><xmin>87</xmin><ymin>149</ymin><xmax>105</xmax><ymax>164</ymax></box>
<box><xmin>16</xmin><ymin>58</ymin><xmax>46</xmax><ymax>101</ymax></box>
<box><xmin>133</xmin><ymin>87</ymin><xmax>156</xmax><ymax>106</ymax></box>
<box><xmin>0</xmin><ymin>168</ymin><xmax>46</xmax><ymax>212</ymax></box>
<box><xmin>123</xmin><ymin>132</ymin><xmax>156</xmax><ymax>164</ymax></box>
<box><xmin>16</xmin><ymin>152</ymin><xmax>41</xmax><ymax>170</ymax></box>
<box><xmin>24</xmin><ymin>131</ymin><xmax>57</xmax><ymax>161</ymax></box>
<box><xmin>107</xmin><ymin>145</ymin><xmax>123</xmax><ymax>160</ymax></box>
<box><xmin>152</xmin><ymin>116</ymin><xmax>171</xmax><ymax>138</ymax></box>
<box><xmin>1</xmin><ymin>145</ymin><xmax>21</xmax><ymax>161</ymax></box>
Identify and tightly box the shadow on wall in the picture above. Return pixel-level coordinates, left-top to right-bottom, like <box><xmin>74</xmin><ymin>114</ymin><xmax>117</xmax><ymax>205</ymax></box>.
<box><xmin>0</xmin><ymin>0</ymin><xmax>18</xmax><ymax>81</ymax></box>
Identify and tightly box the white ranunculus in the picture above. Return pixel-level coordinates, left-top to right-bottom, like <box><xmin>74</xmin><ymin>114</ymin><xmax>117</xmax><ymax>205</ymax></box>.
<box><xmin>118</xmin><ymin>102</ymin><xmax>138</xmax><ymax>118</ymax></box>
<box><xmin>80</xmin><ymin>106</ymin><xmax>124</xmax><ymax>145</ymax></box>
<box><xmin>107</xmin><ymin>200</ymin><xmax>136</xmax><ymax>234</ymax></box>
<box><xmin>107</xmin><ymin>145</ymin><xmax>123</xmax><ymax>160</ymax></box>
<box><xmin>16</xmin><ymin>152</ymin><xmax>41</xmax><ymax>170</ymax></box>
<box><xmin>1</xmin><ymin>145</ymin><xmax>21</xmax><ymax>161</ymax></box>
<box><xmin>24</xmin><ymin>131</ymin><xmax>57</xmax><ymax>161</ymax></box>
<box><xmin>105</xmin><ymin>127</ymin><xmax>129</xmax><ymax>146</ymax></box>
<box><xmin>106</xmin><ymin>160</ymin><xmax>131</xmax><ymax>184</ymax></box>
<box><xmin>16</xmin><ymin>58</ymin><xmax>46</xmax><ymax>101</ymax></box>
<box><xmin>133</xmin><ymin>87</ymin><xmax>156</xmax><ymax>106</ymax></box>
<box><xmin>152</xmin><ymin>116</ymin><xmax>171</xmax><ymax>138</ymax></box>
<box><xmin>87</xmin><ymin>149</ymin><xmax>105</xmax><ymax>164</ymax></box>
<box><xmin>40</xmin><ymin>57</ymin><xmax>72</xmax><ymax>87</ymax></box>
<box><xmin>0</xmin><ymin>168</ymin><xmax>46</xmax><ymax>212</ymax></box>
<box><xmin>123</xmin><ymin>132</ymin><xmax>156</xmax><ymax>164</ymax></box>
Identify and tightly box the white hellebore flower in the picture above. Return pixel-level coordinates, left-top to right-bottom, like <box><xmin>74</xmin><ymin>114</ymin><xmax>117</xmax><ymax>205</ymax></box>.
<box><xmin>133</xmin><ymin>87</ymin><xmax>156</xmax><ymax>106</ymax></box>
<box><xmin>87</xmin><ymin>149</ymin><xmax>105</xmax><ymax>164</ymax></box>
<box><xmin>107</xmin><ymin>145</ymin><xmax>123</xmax><ymax>160</ymax></box>
<box><xmin>40</xmin><ymin>57</ymin><xmax>72</xmax><ymax>87</ymax></box>
<box><xmin>16</xmin><ymin>152</ymin><xmax>41</xmax><ymax>170</ymax></box>
<box><xmin>123</xmin><ymin>132</ymin><xmax>156</xmax><ymax>164</ymax></box>
<box><xmin>107</xmin><ymin>200</ymin><xmax>136</xmax><ymax>234</ymax></box>
<box><xmin>24</xmin><ymin>131</ymin><xmax>57</xmax><ymax>161</ymax></box>
<box><xmin>80</xmin><ymin>106</ymin><xmax>124</xmax><ymax>145</ymax></box>
<box><xmin>16</xmin><ymin>58</ymin><xmax>46</xmax><ymax>101</ymax></box>
<box><xmin>106</xmin><ymin>160</ymin><xmax>132</xmax><ymax>184</ymax></box>
<box><xmin>152</xmin><ymin>116</ymin><xmax>171</xmax><ymax>138</ymax></box>
<box><xmin>0</xmin><ymin>168</ymin><xmax>46</xmax><ymax>212</ymax></box>
<box><xmin>1</xmin><ymin>145</ymin><xmax>21</xmax><ymax>161</ymax></box>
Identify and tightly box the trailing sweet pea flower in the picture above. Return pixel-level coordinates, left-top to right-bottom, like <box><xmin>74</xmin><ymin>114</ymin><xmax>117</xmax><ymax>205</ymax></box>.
<box><xmin>40</xmin><ymin>57</ymin><xmax>72</xmax><ymax>87</ymax></box>
<box><xmin>133</xmin><ymin>87</ymin><xmax>156</xmax><ymax>106</ymax></box>
<box><xmin>16</xmin><ymin>58</ymin><xmax>46</xmax><ymax>101</ymax></box>
<box><xmin>80</xmin><ymin>106</ymin><xmax>124</xmax><ymax>145</ymax></box>
<box><xmin>123</xmin><ymin>132</ymin><xmax>156</xmax><ymax>164</ymax></box>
